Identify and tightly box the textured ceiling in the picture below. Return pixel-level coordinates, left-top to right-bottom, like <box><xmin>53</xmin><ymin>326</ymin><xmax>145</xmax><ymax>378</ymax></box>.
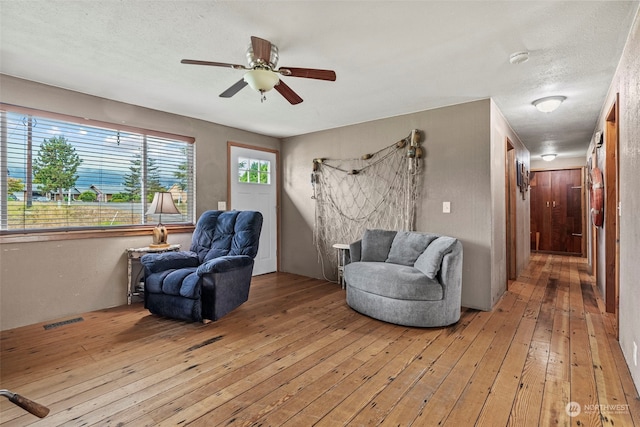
<box><xmin>1</xmin><ymin>1</ymin><xmax>638</xmax><ymax>159</ymax></box>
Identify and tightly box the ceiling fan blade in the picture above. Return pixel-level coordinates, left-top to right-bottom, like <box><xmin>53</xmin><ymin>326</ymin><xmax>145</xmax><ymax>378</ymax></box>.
<box><xmin>274</xmin><ymin>80</ymin><xmax>303</xmax><ymax>105</ymax></box>
<box><xmin>278</xmin><ymin>67</ymin><xmax>336</xmax><ymax>81</ymax></box>
<box><xmin>219</xmin><ymin>79</ymin><xmax>248</xmax><ymax>98</ymax></box>
<box><xmin>251</xmin><ymin>36</ymin><xmax>272</xmax><ymax>64</ymax></box>
<box><xmin>181</xmin><ymin>59</ymin><xmax>247</xmax><ymax>70</ymax></box>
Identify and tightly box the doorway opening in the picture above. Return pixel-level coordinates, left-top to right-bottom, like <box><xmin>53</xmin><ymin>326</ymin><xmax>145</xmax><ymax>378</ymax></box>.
<box><xmin>604</xmin><ymin>97</ymin><xmax>619</xmax><ymax>333</ymax></box>
<box><xmin>505</xmin><ymin>139</ymin><xmax>517</xmax><ymax>283</ymax></box>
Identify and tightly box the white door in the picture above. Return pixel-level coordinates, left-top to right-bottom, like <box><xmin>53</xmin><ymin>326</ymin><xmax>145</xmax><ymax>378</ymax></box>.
<box><xmin>229</xmin><ymin>145</ymin><xmax>277</xmax><ymax>275</ymax></box>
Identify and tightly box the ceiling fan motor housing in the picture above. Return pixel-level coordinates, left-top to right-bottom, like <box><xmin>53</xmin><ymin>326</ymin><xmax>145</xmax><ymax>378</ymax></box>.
<box><xmin>247</xmin><ymin>43</ymin><xmax>279</xmax><ymax>69</ymax></box>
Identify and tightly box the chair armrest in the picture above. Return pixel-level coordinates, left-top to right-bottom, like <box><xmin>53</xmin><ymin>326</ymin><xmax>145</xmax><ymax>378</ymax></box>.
<box><xmin>440</xmin><ymin>240</ymin><xmax>463</xmax><ymax>300</ymax></box>
<box><xmin>349</xmin><ymin>240</ymin><xmax>362</xmax><ymax>263</ymax></box>
<box><xmin>196</xmin><ymin>255</ymin><xmax>254</xmax><ymax>276</ymax></box>
<box><xmin>141</xmin><ymin>251</ymin><xmax>200</xmax><ymax>273</ymax></box>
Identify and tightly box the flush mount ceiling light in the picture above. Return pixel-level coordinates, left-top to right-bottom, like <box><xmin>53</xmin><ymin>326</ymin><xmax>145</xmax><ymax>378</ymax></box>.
<box><xmin>533</xmin><ymin>96</ymin><xmax>566</xmax><ymax>113</ymax></box>
<box><xmin>509</xmin><ymin>51</ymin><xmax>530</xmax><ymax>64</ymax></box>
<box><xmin>541</xmin><ymin>153</ymin><xmax>557</xmax><ymax>161</ymax></box>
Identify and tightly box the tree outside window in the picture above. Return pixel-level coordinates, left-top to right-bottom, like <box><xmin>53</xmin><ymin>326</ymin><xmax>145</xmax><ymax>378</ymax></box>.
<box><xmin>32</xmin><ymin>136</ymin><xmax>82</xmax><ymax>201</ymax></box>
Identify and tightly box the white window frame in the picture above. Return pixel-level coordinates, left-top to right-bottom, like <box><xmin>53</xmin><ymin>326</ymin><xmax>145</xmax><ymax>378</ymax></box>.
<box><xmin>237</xmin><ymin>157</ymin><xmax>271</xmax><ymax>185</ymax></box>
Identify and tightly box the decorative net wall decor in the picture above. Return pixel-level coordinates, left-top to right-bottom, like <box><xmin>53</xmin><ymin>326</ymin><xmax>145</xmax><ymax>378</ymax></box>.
<box><xmin>312</xmin><ymin>129</ymin><xmax>423</xmax><ymax>281</ymax></box>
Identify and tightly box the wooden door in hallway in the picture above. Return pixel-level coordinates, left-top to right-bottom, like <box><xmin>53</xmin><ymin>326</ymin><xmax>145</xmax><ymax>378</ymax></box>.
<box><xmin>530</xmin><ymin>169</ymin><xmax>583</xmax><ymax>254</ymax></box>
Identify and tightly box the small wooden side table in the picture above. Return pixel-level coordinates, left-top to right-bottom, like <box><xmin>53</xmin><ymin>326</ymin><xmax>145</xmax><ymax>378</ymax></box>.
<box><xmin>332</xmin><ymin>243</ymin><xmax>350</xmax><ymax>289</ymax></box>
<box><xmin>125</xmin><ymin>244</ymin><xmax>181</xmax><ymax>304</ymax></box>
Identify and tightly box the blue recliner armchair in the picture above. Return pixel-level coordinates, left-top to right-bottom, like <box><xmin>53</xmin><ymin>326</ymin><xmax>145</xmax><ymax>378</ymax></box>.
<box><xmin>140</xmin><ymin>210</ymin><xmax>263</xmax><ymax>322</ymax></box>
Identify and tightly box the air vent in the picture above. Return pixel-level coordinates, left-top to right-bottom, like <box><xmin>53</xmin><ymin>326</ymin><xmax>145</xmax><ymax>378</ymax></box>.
<box><xmin>43</xmin><ymin>317</ymin><xmax>84</xmax><ymax>330</ymax></box>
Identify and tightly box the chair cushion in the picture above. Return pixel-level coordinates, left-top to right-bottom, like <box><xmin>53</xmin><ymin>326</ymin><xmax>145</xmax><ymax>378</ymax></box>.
<box><xmin>191</xmin><ymin>210</ymin><xmax>224</xmax><ymax>262</ymax></box>
<box><xmin>145</xmin><ymin>267</ymin><xmax>200</xmax><ymax>299</ymax></box>
<box><xmin>414</xmin><ymin>236</ymin><xmax>458</xmax><ymax>279</ymax></box>
<box><xmin>230</xmin><ymin>211</ymin><xmax>264</xmax><ymax>257</ymax></box>
<box><xmin>140</xmin><ymin>251</ymin><xmax>199</xmax><ymax>274</ymax></box>
<box><xmin>196</xmin><ymin>255</ymin><xmax>254</xmax><ymax>275</ymax></box>
<box><xmin>360</xmin><ymin>229</ymin><xmax>397</xmax><ymax>262</ymax></box>
<box><xmin>386</xmin><ymin>231</ymin><xmax>438</xmax><ymax>266</ymax></box>
<box><xmin>178</xmin><ymin>271</ymin><xmax>203</xmax><ymax>299</ymax></box>
<box><xmin>193</xmin><ymin>210</ymin><xmax>263</xmax><ymax>262</ymax></box>
<box><xmin>345</xmin><ymin>262</ymin><xmax>443</xmax><ymax>301</ymax></box>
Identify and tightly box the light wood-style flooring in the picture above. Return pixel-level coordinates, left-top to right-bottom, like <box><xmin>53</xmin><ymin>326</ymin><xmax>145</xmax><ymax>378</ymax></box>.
<box><xmin>1</xmin><ymin>254</ymin><xmax>639</xmax><ymax>426</ymax></box>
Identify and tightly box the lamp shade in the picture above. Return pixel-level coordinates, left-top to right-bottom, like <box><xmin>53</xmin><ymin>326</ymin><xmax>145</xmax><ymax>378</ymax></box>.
<box><xmin>244</xmin><ymin>69</ymin><xmax>280</xmax><ymax>92</ymax></box>
<box><xmin>146</xmin><ymin>192</ymin><xmax>180</xmax><ymax>216</ymax></box>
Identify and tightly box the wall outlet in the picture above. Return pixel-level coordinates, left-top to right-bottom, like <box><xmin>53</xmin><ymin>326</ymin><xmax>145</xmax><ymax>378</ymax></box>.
<box><xmin>634</xmin><ymin>341</ymin><xmax>638</xmax><ymax>367</ymax></box>
<box><xmin>218</xmin><ymin>201</ymin><xmax>227</xmax><ymax>211</ymax></box>
<box><xmin>443</xmin><ymin>201</ymin><xmax>451</xmax><ymax>214</ymax></box>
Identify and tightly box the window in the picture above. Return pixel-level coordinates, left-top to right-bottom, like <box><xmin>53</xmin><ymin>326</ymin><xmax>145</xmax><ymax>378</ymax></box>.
<box><xmin>1</xmin><ymin>104</ymin><xmax>195</xmax><ymax>233</ymax></box>
<box><xmin>238</xmin><ymin>157</ymin><xmax>271</xmax><ymax>184</ymax></box>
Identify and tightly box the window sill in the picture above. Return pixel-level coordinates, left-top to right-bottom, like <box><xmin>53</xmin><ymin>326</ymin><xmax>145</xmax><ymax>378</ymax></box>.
<box><xmin>0</xmin><ymin>224</ymin><xmax>195</xmax><ymax>244</ymax></box>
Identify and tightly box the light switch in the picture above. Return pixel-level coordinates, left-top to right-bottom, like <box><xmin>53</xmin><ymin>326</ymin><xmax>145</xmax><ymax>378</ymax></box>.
<box><xmin>443</xmin><ymin>201</ymin><xmax>451</xmax><ymax>213</ymax></box>
<box><xmin>218</xmin><ymin>201</ymin><xmax>227</xmax><ymax>210</ymax></box>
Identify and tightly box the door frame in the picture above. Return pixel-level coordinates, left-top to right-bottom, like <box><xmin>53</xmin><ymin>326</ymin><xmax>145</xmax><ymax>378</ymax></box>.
<box><xmin>227</xmin><ymin>141</ymin><xmax>280</xmax><ymax>272</ymax></box>
<box><xmin>604</xmin><ymin>97</ymin><xmax>619</xmax><ymax>327</ymax></box>
<box><xmin>590</xmin><ymin>147</ymin><xmax>598</xmax><ymax>277</ymax></box>
<box><xmin>505</xmin><ymin>138</ymin><xmax>517</xmax><ymax>282</ymax></box>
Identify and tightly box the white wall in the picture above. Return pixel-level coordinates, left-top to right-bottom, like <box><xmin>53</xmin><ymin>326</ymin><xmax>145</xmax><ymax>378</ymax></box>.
<box><xmin>281</xmin><ymin>99</ymin><xmax>529</xmax><ymax>311</ymax></box>
<box><xmin>0</xmin><ymin>75</ymin><xmax>280</xmax><ymax>330</ymax></box>
<box><xmin>587</xmin><ymin>10</ymin><xmax>640</xmax><ymax>392</ymax></box>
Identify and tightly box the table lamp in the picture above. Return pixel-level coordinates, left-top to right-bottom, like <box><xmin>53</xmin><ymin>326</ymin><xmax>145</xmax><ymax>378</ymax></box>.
<box><xmin>146</xmin><ymin>192</ymin><xmax>180</xmax><ymax>248</ymax></box>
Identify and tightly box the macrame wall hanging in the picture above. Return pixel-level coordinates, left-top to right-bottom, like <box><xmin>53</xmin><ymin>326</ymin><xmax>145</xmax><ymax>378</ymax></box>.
<box><xmin>312</xmin><ymin>129</ymin><xmax>424</xmax><ymax>281</ymax></box>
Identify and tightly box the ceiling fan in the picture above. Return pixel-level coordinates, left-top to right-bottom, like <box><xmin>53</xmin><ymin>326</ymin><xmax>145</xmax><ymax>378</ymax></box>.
<box><xmin>181</xmin><ymin>36</ymin><xmax>337</xmax><ymax>105</ymax></box>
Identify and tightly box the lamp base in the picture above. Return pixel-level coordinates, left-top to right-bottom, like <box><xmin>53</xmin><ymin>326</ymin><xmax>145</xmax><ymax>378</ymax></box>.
<box><xmin>150</xmin><ymin>224</ymin><xmax>170</xmax><ymax>249</ymax></box>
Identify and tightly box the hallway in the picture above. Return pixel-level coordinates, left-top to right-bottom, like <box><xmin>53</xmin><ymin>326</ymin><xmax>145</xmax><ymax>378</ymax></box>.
<box><xmin>505</xmin><ymin>253</ymin><xmax>639</xmax><ymax>425</ymax></box>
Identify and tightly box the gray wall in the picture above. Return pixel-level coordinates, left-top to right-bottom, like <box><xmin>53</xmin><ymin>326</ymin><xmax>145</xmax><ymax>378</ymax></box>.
<box><xmin>490</xmin><ymin>101</ymin><xmax>531</xmax><ymax>306</ymax></box>
<box><xmin>588</xmin><ymin>10</ymin><xmax>640</xmax><ymax>391</ymax></box>
<box><xmin>530</xmin><ymin>155</ymin><xmax>586</xmax><ymax>170</ymax></box>
<box><xmin>281</xmin><ymin>99</ymin><xmax>530</xmax><ymax>311</ymax></box>
<box><xmin>0</xmin><ymin>75</ymin><xmax>280</xmax><ymax>330</ymax></box>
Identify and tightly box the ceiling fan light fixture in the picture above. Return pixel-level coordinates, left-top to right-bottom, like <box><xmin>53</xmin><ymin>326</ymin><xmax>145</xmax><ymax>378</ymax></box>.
<box><xmin>244</xmin><ymin>69</ymin><xmax>280</xmax><ymax>93</ymax></box>
<box><xmin>541</xmin><ymin>153</ymin><xmax>557</xmax><ymax>161</ymax></box>
<box><xmin>533</xmin><ymin>96</ymin><xmax>566</xmax><ymax>113</ymax></box>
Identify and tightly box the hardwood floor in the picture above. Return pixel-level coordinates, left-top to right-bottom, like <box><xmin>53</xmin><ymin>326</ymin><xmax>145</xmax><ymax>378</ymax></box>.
<box><xmin>1</xmin><ymin>254</ymin><xmax>638</xmax><ymax>426</ymax></box>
